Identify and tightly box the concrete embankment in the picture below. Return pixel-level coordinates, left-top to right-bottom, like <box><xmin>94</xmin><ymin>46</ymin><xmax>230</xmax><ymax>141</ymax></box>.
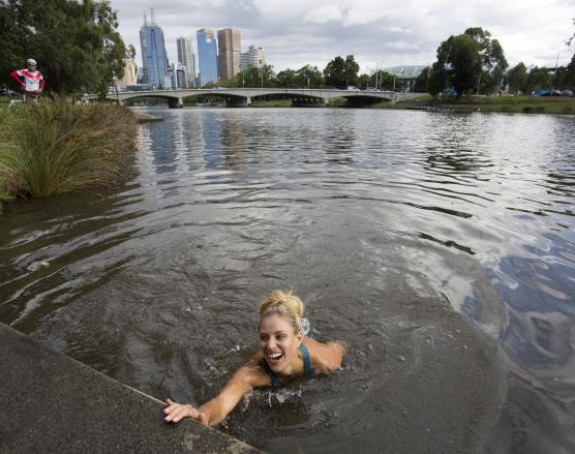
<box><xmin>0</xmin><ymin>322</ymin><xmax>259</xmax><ymax>453</ymax></box>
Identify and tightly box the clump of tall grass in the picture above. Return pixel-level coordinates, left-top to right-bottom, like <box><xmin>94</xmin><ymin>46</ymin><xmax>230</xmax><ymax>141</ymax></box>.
<box><xmin>0</xmin><ymin>101</ymin><xmax>136</xmax><ymax>203</ymax></box>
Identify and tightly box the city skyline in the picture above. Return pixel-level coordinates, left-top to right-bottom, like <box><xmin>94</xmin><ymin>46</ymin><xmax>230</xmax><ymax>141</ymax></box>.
<box><xmin>113</xmin><ymin>0</ymin><xmax>574</xmax><ymax>75</ymax></box>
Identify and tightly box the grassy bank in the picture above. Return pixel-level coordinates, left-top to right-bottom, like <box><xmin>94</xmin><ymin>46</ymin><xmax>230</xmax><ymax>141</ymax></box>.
<box><xmin>373</xmin><ymin>94</ymin><xmax>575</xmax><ymax>115</ymax></box>
<box><xmin>0</xmin><ymin>101</ymin><xmax>137</xmax><ymax>212</ymax></box>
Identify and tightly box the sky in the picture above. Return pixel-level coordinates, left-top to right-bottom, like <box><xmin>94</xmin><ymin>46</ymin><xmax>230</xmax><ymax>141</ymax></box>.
<box><xmin>111</xmin><ymin>0</ymin><xmax>575</xmax><ymax>74</ymax></box>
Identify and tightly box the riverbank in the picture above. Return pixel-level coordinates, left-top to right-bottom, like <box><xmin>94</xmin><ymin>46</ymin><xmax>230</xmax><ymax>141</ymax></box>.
<box><xmin>0</xmin><ymin>101</ymin><xmax>137</xmax><ymax>213</ymax></box>
<box><xmin>0</xmin><ymin>322</ymin><xmax>258</xmax><ymax>453</ymax></box>
<box><xmin>370</xmin><ymin>94</ymin><xmax>575</xmax><ymax>115</ymax></box>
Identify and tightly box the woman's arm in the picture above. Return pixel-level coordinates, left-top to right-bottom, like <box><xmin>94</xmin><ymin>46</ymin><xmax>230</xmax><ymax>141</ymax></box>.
<box><xmin>304</xmin><ymin>338</ymin><xmax>348</xmax><ymax>374</ymax></box>
<box><xmin>164</xmin><ymin>354</ymin><xmax>269</xmax><ymax>427</ymax></box>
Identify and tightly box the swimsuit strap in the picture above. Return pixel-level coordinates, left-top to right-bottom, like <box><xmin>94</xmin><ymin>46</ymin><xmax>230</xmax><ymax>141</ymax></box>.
<box><xmin>299</xmin><ymin>343</ymin><xmax>315</xmax><ymax>379</ymax></box>
<box><xmin>265</xmin><ymin>362</ymin><xmax>283</xmax><ymax>388</ymax></box>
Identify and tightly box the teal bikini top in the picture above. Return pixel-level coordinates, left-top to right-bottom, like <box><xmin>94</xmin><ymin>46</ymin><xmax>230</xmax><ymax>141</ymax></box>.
<box><xmin>265</xmin><ymin>343</ymin><xmax>314</xmax><ymax>388</ymax></box>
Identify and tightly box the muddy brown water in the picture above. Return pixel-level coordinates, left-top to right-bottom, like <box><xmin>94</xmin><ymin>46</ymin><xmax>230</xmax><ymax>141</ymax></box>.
<box><xmin>1</xmin><ymin>107</ymin><xmax>574</xmax><ymax>453</ymax></box>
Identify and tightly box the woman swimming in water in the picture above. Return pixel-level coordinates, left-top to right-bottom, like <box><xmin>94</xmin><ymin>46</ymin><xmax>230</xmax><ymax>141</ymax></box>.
<box><xmin>164</xmin><ymin>290</ymin><xmax>347</xmax><ymax>427</ymax></box>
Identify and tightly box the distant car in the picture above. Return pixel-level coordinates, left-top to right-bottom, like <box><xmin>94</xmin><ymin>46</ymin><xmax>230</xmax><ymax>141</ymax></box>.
<box><xmin>347</xmin><ymin>86</ymin><xmax>360</xmax><ymax>91</ymax></box>
<box><xmin>365</xmin><ymin>87</ymin><xmax>380</xmax><ymax>92</ymax></box>
<box><xmin>441</xmin><ymin>88</ymin><xmax>458</xmax><ymax>97</ymax></box>
<box><xmin>532</xmin><ymin>88</ymin><xmax>562</xmax><ymax>97</ymax></box>
<box><xmin>560</xmin><ymin>89</ymin><xmax>574</xmax><ymax>97</ymax></box>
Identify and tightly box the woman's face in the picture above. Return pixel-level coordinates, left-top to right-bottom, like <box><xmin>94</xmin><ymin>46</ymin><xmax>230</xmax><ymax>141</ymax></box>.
<box><xmin>259</xmin><ymin>313</ymin><xmax>302</xmax><ymax>374</ymax></box>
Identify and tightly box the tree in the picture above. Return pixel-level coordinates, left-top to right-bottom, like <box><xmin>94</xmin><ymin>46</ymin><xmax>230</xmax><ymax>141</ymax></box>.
<box><xmin>358</xmin><ymin>73</ymin><xmax>370</xmax><ymax>89</ymax></box>
<box><xmin>276</xmin><ymin>68</ymin><xmax>297</xmax><ymax>87</ymax></box>
<box><xmin>506</xmin><ymin>62</ymin><xmax>528</xmax><ymax>93</ymax></box>
<box><xmin>0</xmin><ymin>1</ymin><xmax>32</xmax><ymax>86</ymax></box>
<box><xmin>563</xmin><ymin>18</ymin><xmax>575</xmax><ymax>89</ymax></box>
<box><xmin>415</xmin><ymin>66</ymin><xmax>430</xmax><ymax>92</ymax></box>
<box><xmin>464</xmin><ymin>27</ymin><xmax>508</xmax><ymax>93</ymax></box>
<box><xmin>370</xmin><ymin>69</ymin><xmax>398</xmax><ymax>90</ymax></box>
<box><xmin>1</xmin><ymin>0</ymin><xmax>126</xmax><ymax>96</ymax></box>
<box><xmin>231</xmin><ymin>64</ymin><xmax>276</xmax><ymax>88</ymax></box>
<box><xmin>427</xmin><ymin>27</ymin><xmax>508</xmax><ymax>96</ymax></box>
<box><xmin>526</xmin><ymin>67</ymin><xmax>551</xmax><ymax>92</ymax></box>
<box><xmin>295</xmin><ymin>65</ymin><xmax>324</xmax><ymax>88</ymax></box>
<box><xmin>324</xmin><ymin>55</ymin><xmax>359</xmax><ymax>88</ymax></box>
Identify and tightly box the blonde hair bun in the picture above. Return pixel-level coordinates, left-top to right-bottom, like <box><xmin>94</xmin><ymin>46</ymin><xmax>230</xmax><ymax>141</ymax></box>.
<box><xmin>259</xmin><ymin>290</ymin><xmax>304</xmax><ymax>333</ymax></box>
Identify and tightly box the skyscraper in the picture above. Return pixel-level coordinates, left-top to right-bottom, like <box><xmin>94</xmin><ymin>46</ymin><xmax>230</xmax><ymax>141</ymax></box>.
<box><xmin>197</xmin><ymin>29</ymin><xmax>218</xmax><ymax>86</ymax></box>
<box><xmin>217</xmin><ymin>28</ymin><xmax>241</xmax><ymax>81</ymax></box>
<box><xmin>139</xmin><ymin>10</ymin><xmax>169</xmax><ymax>89</ymax></box>
<box><xmin>176</xmin><ymin>37</ymin><xmax>197</xmax><ymax>88</ymax></box>
<box><xmin>240</xmin><ymin>45</ymin><xmax>266</xmax><ymax>70</ymax></box>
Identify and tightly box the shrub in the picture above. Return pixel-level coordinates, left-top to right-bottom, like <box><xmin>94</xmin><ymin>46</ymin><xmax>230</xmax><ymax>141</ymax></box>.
<box><xmin>0</xmin><ymin>101</ymin><xmax>136</xmax><ymax>201</ymax></box>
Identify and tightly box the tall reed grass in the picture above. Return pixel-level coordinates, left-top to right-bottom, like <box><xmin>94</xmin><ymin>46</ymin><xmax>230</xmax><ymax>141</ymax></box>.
<box><xmin>0</xmin><ymin>101</ymin><xmax>136</xmax><ymax>205</ymax></box>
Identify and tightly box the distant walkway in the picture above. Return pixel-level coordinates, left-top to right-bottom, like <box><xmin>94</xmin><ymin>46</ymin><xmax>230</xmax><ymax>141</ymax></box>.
<box><xmin>0</xmin><ymin>322</ymin><xmax>258</xmax><ymax>453</ymax></box>
<box><xmin>85</xmin><ymin>87</ymin><xmax>423</xmax><ymax>108</ymax></box>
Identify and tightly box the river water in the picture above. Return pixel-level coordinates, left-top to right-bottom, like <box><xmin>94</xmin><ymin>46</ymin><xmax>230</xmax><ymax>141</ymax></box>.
<box><xmin>1</xmin><ymin>107</ymin><xmax>575</xmax><ymax>453</ymax></box>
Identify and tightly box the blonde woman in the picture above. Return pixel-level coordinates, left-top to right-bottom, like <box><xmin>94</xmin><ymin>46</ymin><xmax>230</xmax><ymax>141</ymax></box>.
<box><xmin>164</xmin><ymin>290</ymin><xmax>347</xmax><ymax>427</ymax></box>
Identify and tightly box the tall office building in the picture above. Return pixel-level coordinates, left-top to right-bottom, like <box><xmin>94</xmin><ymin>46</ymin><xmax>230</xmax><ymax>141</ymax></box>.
<box><xmin>139</xmin><ymin>10</ymin><xmax>169</xmax><ymax>89</ymax></box>
<box><xmin>197</xmin><ymin>29</ymin><xmax>218</xmax><ymax>86</ymax></box>
<box><xmin>240</xmin><ymin>45</ymin><xmax>266</xmax><ymax>70</ymax></box>
<box><xmin>118</xmin><ymin>52</ymin><xmax>138</xmax><ymax>88</ymax></box>
<box><xmin>176</xmin><ymin>37</ymin><xmax>197</xmax><ymax>88</ymax></box>
<box><xmin>170</xmin><ymin>62</ymin><xmax>187</xmax><ymax>89</ymax></box>
<box><xmin>217</xmin><ymin>28</ymin><xmax>241</xmax><ymax>81</ymax></box>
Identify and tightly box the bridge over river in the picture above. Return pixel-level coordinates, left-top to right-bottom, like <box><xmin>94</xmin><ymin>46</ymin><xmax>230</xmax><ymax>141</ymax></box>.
<box><xmin>85</xmin><ymin>87</ymin><xmax>423</xmax><ymax>108</ymax></box>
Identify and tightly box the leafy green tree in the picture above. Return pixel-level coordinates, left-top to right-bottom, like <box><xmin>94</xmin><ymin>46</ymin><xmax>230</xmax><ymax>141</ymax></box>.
<box><xmin>231</xmin><ymin>64</ymin><xmax>276</xmax><ymax>87</ymax></box>
<box><xmin>1</xmin><ymin>0</ymin><xmax>126</xmax><ymax>97</ymax></box>
<box><xmin>564</xmin><ymin>55</ymin><xmax>575</xmax><ymax>89</ymax></box>
<box><xmin>295</xmin><ymin>65</ymin><xmax>324</xmax><ymax>88</ymax></box>
<box><xmin>358</xmin><ymin>73</ymin><xmax>370</xmax><ymax>89</ymax></box>
<box><xmin>428</xmin><ymin>27</ymin><xmax>508</xmax><ymax>96</ymax></box>
<box><xmin>526</xmin><ymin>67</ymin><xmax>551</xmax><ymax>92</ymax></box>
<box><xmin>324</xmin><ymin>55</ymin><xmax>359</xmax><ymax>88</ymax></box>
<box><xmin>464</xmin><ymin>27</ymin><xmax>508</xmax><ymax>93</ymax></box>
<box><xmin>415</xmin><ymin>66</ymin><xmax>430</xmax><ymax>92</ymax></box>
<box><xmin>563</xmin><ymin>18</ymin><xmax>575</xmax><ymax>88</ymax></box>
<box><xmin>276</xmin><ymin>68</ymin><xmax>297</xmax><ymax>87</ymax></box>
<box><xmin>440</xmin><ymin>34</ymin><xmax>481</xmax><ymax>94</ymax></box>
<box><xmin>370</xmin><ymin>70</ymin><xmax>398</xmax><ymax>90</ymax></box>
<box><xmin>426</xmin><ymin>62</ymin><xmax>448</xmax><ymax>95</ymax></box>
<box><xmin>0</xmin><ymin>1</ymin><xmax>32</xmax><ymax>87</ymax></box>
<box><xmin>506</xmin><ymin>62</ymin><xmax>528</xmax><ymax>93</ymax></box>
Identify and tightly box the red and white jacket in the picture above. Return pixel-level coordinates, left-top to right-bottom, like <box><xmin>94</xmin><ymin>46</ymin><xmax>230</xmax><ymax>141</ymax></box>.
<box><xmin>10</xmin><ymin>68</ymin><xmax>45</xmax><ymax>93</ymax></box>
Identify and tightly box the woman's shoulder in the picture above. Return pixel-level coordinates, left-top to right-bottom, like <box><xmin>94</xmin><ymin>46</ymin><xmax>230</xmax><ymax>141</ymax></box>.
<box><xmin>231</xmin><ymin>352</ymin><xmax>271</xmax><ymax>389</ymax></box>
<box><xmin>303</xmin><ymin>337</ymin><xmax>347</xmax><ymax>374</ymax></box>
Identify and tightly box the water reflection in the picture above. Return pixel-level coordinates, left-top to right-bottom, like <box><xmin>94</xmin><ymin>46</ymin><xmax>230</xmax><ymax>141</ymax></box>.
<box><xmin>1</xmin><ymin>108</ymin><xmax>575</xmax><ymax>452</ymax></box>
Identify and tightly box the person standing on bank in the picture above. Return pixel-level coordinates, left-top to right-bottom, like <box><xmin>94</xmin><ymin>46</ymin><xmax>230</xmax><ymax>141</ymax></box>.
<box><xmin>10</xmin><ymin>58</ymin><xmax>44</xmax><ymax>103</ymax></box>
<box><xmin>164</xmin><ymin>290</ymin><xmax>347</xmax><ymax>427</ymax></box>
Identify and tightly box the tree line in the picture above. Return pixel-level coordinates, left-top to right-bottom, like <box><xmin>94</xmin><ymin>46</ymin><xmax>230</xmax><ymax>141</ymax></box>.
<box><xmin>209</xmin><ymin>54</ymin><xmax>403</xmax><ymax>91</ymax></box>
<box><xmin>418</xmin><ymin>24</ymin><xmax>575</xmax><ymax>96</ymax></box>
<box><xmin>0</xmin><ymin>0</ymin><xmax>125</xmax><ymax>96</ymax></box>
<box><xmin>1</xmin><ymin>1</ymin><xmax>573</xmax><ymax>97</ymax></box>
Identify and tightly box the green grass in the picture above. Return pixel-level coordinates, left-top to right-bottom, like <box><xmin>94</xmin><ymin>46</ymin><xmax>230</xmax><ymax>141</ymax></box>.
<box><xmin>383</xmin><ymin>94</ymin><xmax>575</xmax><ymax>115</ymax></box>
<box><xmin>0</xmin><ymin>101</ymin><xmax>137</xmax><ymax>210</ymax></box>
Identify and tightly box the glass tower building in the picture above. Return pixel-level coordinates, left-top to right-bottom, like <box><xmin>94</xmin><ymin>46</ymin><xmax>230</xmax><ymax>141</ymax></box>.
<box><xmin>139</xmin><ymin>11</ymin><xmax>169</xmax><ymax>89</ymax></box>
<box><xmin>197</xmin><ymin>29</ymin><xmax>218</xmax><ymax>86</ymax></box>
<box><xmin>177</xmin><ymin>37</ymin><xmax>197</xmax><ymax>88</ymax></box>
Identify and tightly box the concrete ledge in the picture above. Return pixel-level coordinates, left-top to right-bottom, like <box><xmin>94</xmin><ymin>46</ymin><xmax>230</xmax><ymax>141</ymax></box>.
<box><xmin>0</xmin><ymin>323</ymin><xmax>259</xmax><ymax>453</ymax></box>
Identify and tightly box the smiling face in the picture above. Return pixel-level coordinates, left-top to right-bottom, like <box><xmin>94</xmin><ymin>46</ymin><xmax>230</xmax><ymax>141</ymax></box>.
<box><xmin>258</xmin><ymin>313</ymin><xmax>303</xmax><ymax>376</ymax></box>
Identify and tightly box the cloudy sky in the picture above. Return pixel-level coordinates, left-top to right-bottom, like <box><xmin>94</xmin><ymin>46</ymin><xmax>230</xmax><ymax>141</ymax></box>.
<box><xmin>111</xmin><ymin>0</ymin><xmax>574</xmax><ymax>73</ymax></box>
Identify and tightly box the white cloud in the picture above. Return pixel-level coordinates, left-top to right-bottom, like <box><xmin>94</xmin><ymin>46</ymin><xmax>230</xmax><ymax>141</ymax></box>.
<box><xmin>303</xmin><ymin>6</ymin><xmax>345</xmax><ymax>24</ymax></box>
